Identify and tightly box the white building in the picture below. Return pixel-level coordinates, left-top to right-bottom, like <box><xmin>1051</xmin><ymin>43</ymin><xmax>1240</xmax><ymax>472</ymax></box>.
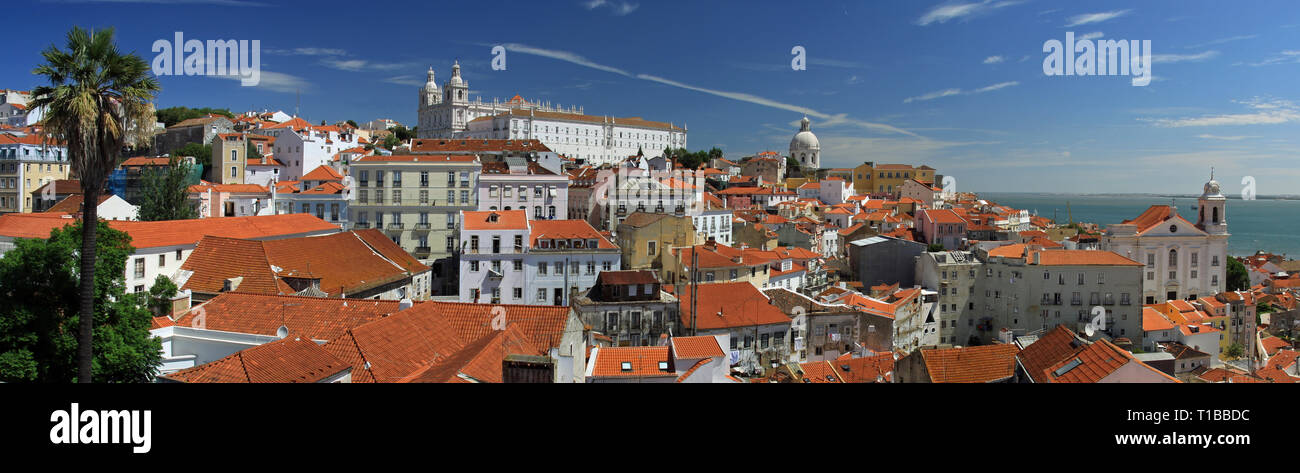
<box><xmin>598</xmin><ymin>168</ymin><xmax>704</xmax><ymax>232</ymax></box>
<box><xmin>1103</xmin><ymin>174</ymin><xmax>1229</xmax><ymax>304</ymax></box>
<box><xmin>416</xmin><ymin>61</ymin><xmax>686</xmax><ymax>165</ymax></box>
<box><xmin>790</xmin><ymin>116</ymin><xmax>820</xmax><ymax>169</ymax></box>
<box><xmin>458</xmin><ymin>210</ymin><xmax>621</xmax><ymax>306</ymax></box>
<box><xmin>692</xmin><ymin>208</ymin><xmax>734</xmax><ymax>246</ymax></box>
<box><xmin>261</xmin><ymin>118</ymin><xmax>360</xmax><ymax>181</ymax></box>
<box><xmin>818</xmin><ymin>177</ymin><xmax>852</xmax><ymax>205</ymax></box>
<box><xmin>477</xmin><ymin>156</ymin><xmax>569</xmax><ymax>220</ymax></box>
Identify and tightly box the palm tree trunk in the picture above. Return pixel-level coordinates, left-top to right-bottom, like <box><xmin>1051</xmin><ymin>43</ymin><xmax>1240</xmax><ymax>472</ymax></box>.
<box><xmin>77</xmin><ymin>187</ymin><xmax>99</xmax><ymax>383</ymax></box>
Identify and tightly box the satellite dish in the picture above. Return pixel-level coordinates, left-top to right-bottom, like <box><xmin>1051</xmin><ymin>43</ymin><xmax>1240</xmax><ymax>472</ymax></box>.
<box><xmin>1083</xmin><ymin>324</ymin><xmax>1095</xmax><ymax>337</ymax></box>
<box><xmin>276</xmin><ymin>325</ymin><xmax>289</xmax><ymax>339</ymax></box>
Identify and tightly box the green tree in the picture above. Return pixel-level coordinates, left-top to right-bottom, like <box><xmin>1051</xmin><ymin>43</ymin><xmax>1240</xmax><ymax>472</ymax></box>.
<box><xmin>154</xmin><ymin>106</ymin><xmax>233</xmax><ymax>127</ymax></box>
<box><xmin>927</xmin><ymin>243</ymin><xmax>945</xmax><ymax>252</ymax></box>
<box><xmin>31</xmin><ymin>26</ymin><xmax>160</xmax><ymax>382</ymax></box>
<box><xmin>1225</xmin><ymin>343</ymin><xmax>1244</xmax><ymax>359</ymax></box>
<box><xmin>785</xmin><ymin>157</ymin><xmax>801</xmax><ymax>178</ymax></box>
<box><xmin>145</xmin><ymin>275</ymin><xmax>178</xmax><ymax>317</ymax></box>
<box><xmin>345</xmin><ymin>119</ymin><xmax>358</xmax><ymax>128</ymax></box>
<box><xmin>174</xmin><ymin>142</ymin><xmax>212</xmax><ymax>168</ymax></box>
<box><xmin>1226</xmin><ymin>257</ymin><xmax>1250</xmax><ymax>291</ymax></box>
<box><xmin>383</xmin><ymin>133</ymin><xmax>400</xmax><ymax>150</ymax></box>
<box><xmin>0</xmin><ymin>221</ymin><xmax>163</xmax><ymax>383</ymax></box>
<box><xmin>391</xmin><ymin>125</ymin><xmax>414</xmax><ymax>142</ymax></box>
<box><xmin>137</xmin><ymin>156</ymin><xmax>199</xmax><ymax>221</ymax></box>
<box><xmin>246</xmin><ymin>141</ymin><xmax>263</xmax><ymax>160</ymax></box>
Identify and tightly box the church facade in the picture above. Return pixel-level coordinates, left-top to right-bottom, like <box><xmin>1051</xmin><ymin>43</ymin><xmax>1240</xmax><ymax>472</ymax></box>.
<box><xmin>416</xmin><ymin>62</ymin><xmax>686</xmax><ymax>165</ymax></box>
<box><xmin>1102</xmin><ymin>173</ymin><xmax>1230</xmax><ymax>304</ymax></box>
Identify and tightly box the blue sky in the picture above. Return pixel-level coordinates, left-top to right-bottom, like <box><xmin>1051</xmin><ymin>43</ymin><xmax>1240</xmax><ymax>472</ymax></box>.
<box><xmin>6</xmin><ymin>0</ymin><xmax>1300</xmax><ymax>195</ymax></box>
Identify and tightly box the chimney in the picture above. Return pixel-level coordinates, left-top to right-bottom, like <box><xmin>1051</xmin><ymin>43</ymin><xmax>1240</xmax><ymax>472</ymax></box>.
<box><xmin>398</xmin><ymin>298</ymin><xmax>413</xmax><ymax>311</ymax></box>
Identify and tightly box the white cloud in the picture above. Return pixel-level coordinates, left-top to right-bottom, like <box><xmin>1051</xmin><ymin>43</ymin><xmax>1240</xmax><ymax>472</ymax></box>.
<box><xmin>1065</xmin><ymin>9</ymin><xmax>1131</xmax><ymax>27</ymax></box>
<box><xmin>1197</xmin><ymin>134</ymin><xmax>1259</xmax><ymax>141</ymax></box>
<box><xmin>500</xmin><ymin>43</ymin><xmax>920</xmax><ymax>137</ymax></box>
<box><xmin>1079</xmin><ymin>31</ymin><xmax>1104</xmax><ymax>41</ymax></box>
<box><xmin>585</xmin><ymin>0</ymin><xmax>638</xmax><ymax>15</ymax></box>
<box><xmin>1246</xmin><ymin>50</ymin><xmax>1300</xmax><ymax>66</ymax></box>
<box><xmin>983</xmin><ymin>55</ymin><xmax>1004</xmax><ymax>64</ymax></box>
<box><xmin>321</xmin><ymin>58</ymin><xmax>421</xmax><ymax>72</ymax></box>
<box><xmin>1144</xmin><ymin>98</ymin><xmax>1300</xmax><ymax>127</ymax></box>
<box><xmin>211</xmin><ymin>69</ymin><xmax>311</xmax><ymax>93</ymax></box>
<box><xmin>1151</xmin><ymin>50</ymin><xmax>1219</xmax><ymax>64</ymax></box>
<box><xmin>916</xmin><ymin>0</ymin><xmax>1022</xmax><ymax>26</ymax></box>
<box><xmin>265</xmin><ymin>47</ymin><xmax>348</xmax><ymax>56</ymax></box>
<box><xmin>903</xmin><ymin>81</ymin><xmax>1019</xmax><ymax>103</ymax></box>
<box><xmin>382</xmin><ymin>75</ymin><xmax>425</xmax><ymax>87</ymax></box>
<box><xmin>1186</xmin><ymin>34</ymin><xmax>1258</xmax><ymax>49</ymax></box>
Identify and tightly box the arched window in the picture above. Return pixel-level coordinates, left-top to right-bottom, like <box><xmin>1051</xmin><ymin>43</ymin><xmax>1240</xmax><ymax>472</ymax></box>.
<box><xmin>1169</xmin><ymin>249</ymin><xmax>1177</xmax><ymax>267</ymax></box>
<box><xmin>1212</xmin><ymin>207</ymin><xmax>1219</xmax><ymax>224</ymax></box>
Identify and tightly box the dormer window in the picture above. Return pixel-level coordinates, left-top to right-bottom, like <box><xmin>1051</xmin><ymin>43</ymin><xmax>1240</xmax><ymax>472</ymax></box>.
<box><xmin>488</xmin><ymin>213</ymin><xmax>499</xmax><ymax>223</ymax></box>
<box><xmin>620</xmin><ymin>362</ymin><xmax>632</xmax><ymax>372</ymax></box>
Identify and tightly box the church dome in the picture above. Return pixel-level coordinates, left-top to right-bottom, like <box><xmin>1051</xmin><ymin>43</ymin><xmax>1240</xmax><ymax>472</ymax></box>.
<box><xmin>422</xmin><ymin>67</ymin><xmax>439</xmax><ymax>92</ymax></box>
<box><xmin>1202</xmin><ymin>169</ymin><xmax>1223</xmax><ymax>197</ymax></box>
<box><xmin>790</xmin><ymin>117</ymin><xmax>819</xmax><ymax>151</ymax></box>
<box><xmin>446</xmin><ymin>60</ymin><xmax>465</xmax><ymax>87</ymax></box>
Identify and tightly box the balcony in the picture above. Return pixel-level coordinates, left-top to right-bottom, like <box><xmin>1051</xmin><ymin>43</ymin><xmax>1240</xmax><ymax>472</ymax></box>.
<box><xmin>386</xmin><ymin>223</ymin><xmax>405</xmax><ymax>230</ymax></box>
<box><xmin>352</xmin><ymin>222</ymin><xmax>371</xmax><ymax>229</ymax></box>
<box><xmin>488</xmin><ymin>268</ymin><xmax>504</xmax><ymax>280</ymax></box>
<box><xmin>414</xmin><ymin>246</ymin><xmax>431</xmax><ymax>258</ymax></box>
<box><xmin>414</xmin><ymin>222</ymin><xmax>431</xmax><ymax>231</ymax></box>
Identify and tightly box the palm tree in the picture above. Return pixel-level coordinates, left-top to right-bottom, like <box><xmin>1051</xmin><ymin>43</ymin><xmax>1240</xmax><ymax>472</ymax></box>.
<box><xmin>30</xmin><ymin>26</ymin><xmax>159</xmax><ymax>383</ymax></box>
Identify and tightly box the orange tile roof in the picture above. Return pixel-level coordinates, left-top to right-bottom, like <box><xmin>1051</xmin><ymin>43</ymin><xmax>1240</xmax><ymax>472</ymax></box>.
<box><xmin>163</xmin><ymin>336</ymin><xmax>349</xmax><ymax>383</ymax></box>
<box><xmin>921</xmin><ymin>344</ymin><xmax>1020</xmax><ymax>383</ymax></box>
<box><xmin>920</xmin><ymin>209</ymin><xmax>965</xmax><ymax>224</ymax></box>
<box><xmin>1142</xmin><ymin>307</ymin><xmax>1176</xmax><ymax>332</ymax></box>
<box><xmin>179</xmin><ymin>230</ymin><xmax>428</xmax><ymax>297</ymax></box>
<box><xmin>1262</xmin><ymin>337</ymin><xmax>1292</xmax><ymax>356</ymax></box>
<box><xmin>174</xmin><ymin>293</ymin><xmax>400</xmax><ymax>341</ymax></box>
<box><xmin>671</xmin><ymin>336</ymin><xmax>725</xmax><ymax>359</ymax></box>
<box><xmin>591</xmin><ymin>346</ymin><xmax>674</xmax><ymax>378</ymax></box>
<box><xmin>43</xmin><ymin>194</ymin><xmax>111</xmax><ymax>214</ymax></box>
<box><xmin>409</xmin><ymin>138</ymin><xmax>552</xmax><ymax>153</ymax></box>
<box><xmin>1031</xmin><ymin>250</ymin><xmax>1143</xmax><ymax>266</ymax></box>
<box><xmin>301</xmin><ymin>165</ymin><xmax>343</xmax><ymax>181</ymax></box>
<box><xmin>530</xmin><ymin>219</ymin><xmax>617</xmax><ymax>249</ymax></box>
<box><xmin>1044</xmin><ymin>338</ymin><xmax>1176</xmax><ymax>383</ymax></box>
<box><xmin>0</xmin><ymin>213</ymin><xmax>339</xmax><ymax>249</ymax></box>
<box><xmin>462</xmin><ymin>210</ymin><xmax>528</xmax><ymax>231</ymax></box>
<box><xmin>1122</xmin><ymin>205</ymin><xmax>1175</xmax><ymax>233</ymax></box>
<box><xmin>120</xmin><ymin>156</ymin><xmax>173</xmax><ymax>167</ymax></box>
<box><xmin>354</xmin><ymin>153</ymin><xmax>478</xmax><ymax>163</ymax></box>
<box><xmin>677</xmin><ymin>281</ymin><xmax>791</xmax><ymax>330</ymax></box>
<box><xmin>187</xmin><ymin>183</ymin><xmax>270</xmax><ymax>194</ymax></box>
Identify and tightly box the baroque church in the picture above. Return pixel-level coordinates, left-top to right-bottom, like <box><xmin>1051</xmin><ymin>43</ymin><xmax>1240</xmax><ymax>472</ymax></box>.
<box><xmin>1102</xmin><ymin>171</ymin><xmax>1230</xmax><ymax>304</ymax></box>
<box><xmin>415</xmin><ymin>61</ymin><xmax>585</xmax><ymax>139</ymax></box>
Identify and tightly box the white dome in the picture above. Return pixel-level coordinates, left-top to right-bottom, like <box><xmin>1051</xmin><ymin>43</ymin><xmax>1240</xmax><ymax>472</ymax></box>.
<box><xmin>790</xmin><ymin>117</ymin><xmax>819</xmax><ymax>150</ymax></box>
<box><xmin>1203</xmin><ymin>179</ymin><xmax>1222</xmax><ymax>197</ymax></box>
<box><xmin>447</xmin><ymin>61</ymin><xmax>465</xmax><ymax>87</ymax></box>
<box><xmin>423</xmin><ymin>67</ymin><xmax>439</xmax><ymax>92</ymax></box>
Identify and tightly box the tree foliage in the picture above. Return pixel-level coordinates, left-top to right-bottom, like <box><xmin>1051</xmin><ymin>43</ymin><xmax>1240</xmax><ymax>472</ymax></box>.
<box><xmin>662</xmin><ymin>146</ymin><xmax>722</xmax><ymax>170</ymax></box>
<box><xmin>0</xmin><ymin>221</ymin><xmax>163</xmax><ymax>383</ymax></box>
<box><xmin>1227</xmin><ymin>257</ymin><xmax>1250</xmax><ymax>291</ymax></box>
<box><xmin>155</xmin><ymin>106</ymin><xmax>234</xmax><ymax>127</ymax></box>
<box><xmin>174</xmin><ymin>142</ymin><xmax>212</xmax><ymax>168</ymax></box>
<box><xmin>30</xmin><ymin>26</ymin><xmax>160</xmax><ymax>383</ymax></box>
<box><xmin>137</xmin><ymin>156</ymin><xmax>198</xmax><ymax>221</ymax></box>
<box><xmin>1225</xmin><ymin>343</ymin><xmax>1244</xmax><ymax>359</ymax></box>
<box><xmin>391</xmin><ymin>125</ymin><xmax>414</xmax><ymax>142</ymax></box>
<box><xmin>146</xmin><ymin>275</ymin><xmax>178</xmax><ymax>317</ymax></box>
<box><xmin>927</xmin><ymin>243</ymin><xmax>946</xmax><ymax>252</ymax></box>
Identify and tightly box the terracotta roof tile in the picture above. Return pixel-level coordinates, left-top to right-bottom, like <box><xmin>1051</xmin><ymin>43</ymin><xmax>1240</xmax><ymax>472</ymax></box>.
<box><xmin>921</xmin><ymin>344</ymin><xmax>1020</xmax><ymax>383</ymax></box>
<box><xmin>677</xmin><ymin>281</ymin><xmax>790</xmax><ymax>330</ymax></box>
<box><xmin>163</xmin><ymin>336</ymin><xmax>349</xmax><ymax>383</ymax></box>
<box><xmin>671</xmin><ymin>336</ymin><xmax>725</xmax><ymax>359</ymax></box>
<box><xmin>173</xmin><ymin>293</ymin><xmax>400</xmax><ymax>340</ymax></box>
<box><xmin>591</xmin><ymin>346</ymin><xmax>674</xmax><ymax>378</ymax></box>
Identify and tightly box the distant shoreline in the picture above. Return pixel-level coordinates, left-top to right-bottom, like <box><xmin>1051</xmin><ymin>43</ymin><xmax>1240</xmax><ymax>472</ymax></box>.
<box><xmin>974</xmin><ymin>191</ymin><xmax>1300</xmax><ymax>201</ymax></box>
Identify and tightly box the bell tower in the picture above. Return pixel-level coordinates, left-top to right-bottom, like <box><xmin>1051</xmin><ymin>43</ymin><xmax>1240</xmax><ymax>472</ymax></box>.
<box><xmin>1197</xmin><ymin>167</ymin><xmax>1227</xmax><ymax>235</ymax></box>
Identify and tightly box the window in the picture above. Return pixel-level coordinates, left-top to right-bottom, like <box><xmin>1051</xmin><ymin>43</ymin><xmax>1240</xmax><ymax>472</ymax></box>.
<box><xmin>647</xmin><ymin>241</ymin><xmax>656</xmax><ymax>256</ymax></box>
<box><xmin>419</xmin><ymin>190</ymin><xmax>429</xmax><ymax>204</ymax></box>
<box><xmin>538</xmin><ymin>262</ymin><xmax>547</xmax><ymax>275</ymax></box>
<box><xmin>513</xmin><ymin>287</ymin><xmax>522</xmax><ymax>300</ymax></box>
<box><xmin>537</xmin><ymin>289</ymin><xmax>546</xmax><ymax>302</ymax></box>
<box><xmin>1078</xmin><ymin>273</ymin><xmax>1085</xmax><ymax>285</ymax></box>
<box><xmin>134</xmin><ymin>258</ymin><xmax>145</xmax><ymax>279</ymax></box>
<box><xmin>513</xmin><ymin>260</ymin><xmax>523</xmax><ymax>271</ymax></box>
<box><xmin>1212</xmin><ymin>256</ymin><xmax>1220</xmax><ymax>267</ymax></box>
<box><xmin>587</xmin><ymin>262</ymin><xmax>595</xmax><ymax>275</ymax></box>
<box><xmin>1169</xmin><ymin>249</ymin><xmax>1178</xmax><ymax>268</ymax></box>
<box><xmin>176</xmin><ymin>249</ymin><xmax>183</xmax><ymax>260</ymax></box>
<box><xmin>602</xmin><ymin>261</ymin><xmax>612</xmax><ymax>272</ymax></box>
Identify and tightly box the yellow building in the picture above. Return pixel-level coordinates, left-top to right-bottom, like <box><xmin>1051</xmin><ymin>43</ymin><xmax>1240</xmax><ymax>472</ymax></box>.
<box><xmin>0</xmin><ymin>133</ymin><xmax>69</xmax><ymax>213</ymax></box>
<box><xmin>616</xmin><ymin>211</ymin><xmax>702</xmax><ymax>272</ymax></box>
<box><xmin>852</xmin><ymin>162</ymin><xmax>936</xmax><ymax>196</ymax></box>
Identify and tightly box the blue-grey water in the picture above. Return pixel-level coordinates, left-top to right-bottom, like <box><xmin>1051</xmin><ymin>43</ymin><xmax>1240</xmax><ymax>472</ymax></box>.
<box><xmin>977</xmin><ymin>192</ymin><xmax>1300</xmax><ymax>258</ymax></box>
